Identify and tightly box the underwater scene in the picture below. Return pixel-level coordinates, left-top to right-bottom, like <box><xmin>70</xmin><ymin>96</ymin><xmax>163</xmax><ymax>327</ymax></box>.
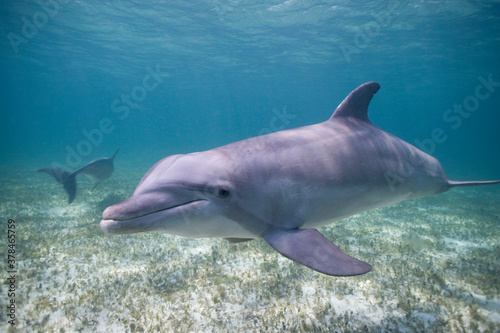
<box><xmin>1</xmin><ymin>1</ymin><xmax>500</xmax><ymax>332</ymax></box>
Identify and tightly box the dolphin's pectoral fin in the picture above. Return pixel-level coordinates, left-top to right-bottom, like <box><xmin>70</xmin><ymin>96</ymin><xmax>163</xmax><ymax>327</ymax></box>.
<box><xmin>262</xmin><ymin>228</ymin><xmax>372</xmax><ymax>276</ymax></box>
<box><xmin>225</xmin><ymin>238</ymin><xmax>254</xmax><ymax>243</ymax></box>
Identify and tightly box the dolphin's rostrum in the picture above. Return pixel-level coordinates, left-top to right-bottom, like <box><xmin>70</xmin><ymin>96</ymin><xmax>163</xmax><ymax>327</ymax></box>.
<box><xmin>39</xmin><ymin>148</ymin><xmax>119</xmax><ymax>204</ymax></box>
<box><xmin>100</xmin><ymin>82</ymin><xmax>499</xmax><ymax>276</ymax></box>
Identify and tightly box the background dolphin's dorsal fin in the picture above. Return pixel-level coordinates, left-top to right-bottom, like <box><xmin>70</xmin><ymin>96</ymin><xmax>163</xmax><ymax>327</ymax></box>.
<box><xmin>110</xmin><ymin>148</ymin><xmax>119</xmax><ymax>160</ymax></box>
<box><xmin>330</xmin><ymin>81</ymin><xmax>380</xmax><ymax>122</ymax></box>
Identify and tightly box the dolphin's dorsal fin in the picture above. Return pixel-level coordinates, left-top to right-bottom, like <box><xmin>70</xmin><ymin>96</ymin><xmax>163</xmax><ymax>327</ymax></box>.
<box><xmin>330</xmin><ymin>81</ymin><xmax>380</xmax><ymax>122</ymax></box>
<box><xmin>263</xmin><ymin>228</ymin><xmax>372</xmax><ymax>276</ymax></box>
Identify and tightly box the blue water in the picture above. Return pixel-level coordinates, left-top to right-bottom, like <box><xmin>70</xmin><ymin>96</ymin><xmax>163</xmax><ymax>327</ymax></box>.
<box><xmin>1</xmin><ymin>1</ymin><xmax>500</xmax><ymax>331</ymax></box>
<box><xmin>1</xmin><ymin>0</ymin><xmax>499</xmax><ymax>178</ymax></box>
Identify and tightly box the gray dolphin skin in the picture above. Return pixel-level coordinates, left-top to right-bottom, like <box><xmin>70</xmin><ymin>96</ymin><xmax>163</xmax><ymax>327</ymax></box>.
<box><xmin>39</xmin><ymin>148</ymin><xmax>119</xmax><ymax>204</ymax></box>
<box><xmin>100</xmin><ymin>82</ymin><xmax>500</xmax><ymax>276</ymax></box>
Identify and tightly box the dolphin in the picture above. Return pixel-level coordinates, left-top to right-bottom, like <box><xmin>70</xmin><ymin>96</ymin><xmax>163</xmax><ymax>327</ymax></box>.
<box><xmin>39</xmin><ymin>148</ymin><xmax>119</xmax><ymax>204</ymax></box>
<box><xmin>100</xmin><ymin>82</ymin><xmax>500</xmax><ymax>276</ymax></box>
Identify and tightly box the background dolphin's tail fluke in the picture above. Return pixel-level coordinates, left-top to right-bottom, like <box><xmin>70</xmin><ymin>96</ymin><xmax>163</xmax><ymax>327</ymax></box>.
<box><xmin>448</xmin><ymin>180</ymin><xmax>500</xmax><ymax>187</ymax></box>
<box><xmin>37</xmin><ymin>168</ymin><xmax>77</xmax><ymax>204</ymax></box>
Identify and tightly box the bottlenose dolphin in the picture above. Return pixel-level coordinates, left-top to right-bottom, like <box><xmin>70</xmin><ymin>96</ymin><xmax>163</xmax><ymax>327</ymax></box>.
<box><xmin>39</xmin><ymin>148</ymin><xmax>119</xmax><ymax>204</ymax></box>
<box><xmin>100</xmin><ymin>82</ymin><xmax>500</xmax><ymax>276</ymax></box>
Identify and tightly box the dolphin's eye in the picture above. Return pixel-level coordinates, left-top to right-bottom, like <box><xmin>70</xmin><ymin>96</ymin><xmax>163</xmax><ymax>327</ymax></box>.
<box><xmin>217</xmin><ymin>187</ymin><xmax>231</xmax><ymax>199</ymax></box>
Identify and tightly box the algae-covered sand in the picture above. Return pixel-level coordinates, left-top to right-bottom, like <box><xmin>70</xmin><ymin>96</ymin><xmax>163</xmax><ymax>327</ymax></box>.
<box><xmin>1</xmin><ymin>163</ymin><xmax>499</xmax><ymax>332</ymax></box>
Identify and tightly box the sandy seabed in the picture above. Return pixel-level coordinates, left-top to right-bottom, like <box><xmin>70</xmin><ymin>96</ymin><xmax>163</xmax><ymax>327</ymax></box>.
<box><xmin>0</xmin><ymin>163</ymin><xmax>499</xmax><ymax>333</ymax></box>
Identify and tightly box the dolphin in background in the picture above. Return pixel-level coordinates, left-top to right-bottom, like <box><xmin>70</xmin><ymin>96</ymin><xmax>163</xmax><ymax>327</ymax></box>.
<box><xmin>39</xmin><ymin>148</ymin><xmax>119</xmax><ymax>204</ymax></box>
<box><xmin>100</xmin><ymin>82</ymin><xmax>500</xmax><ymax>276</ymax></box>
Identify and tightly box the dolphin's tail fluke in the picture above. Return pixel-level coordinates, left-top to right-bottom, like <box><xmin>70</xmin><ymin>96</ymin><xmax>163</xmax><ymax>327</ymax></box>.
<box><xmin>448</xmin><ymin>180</ymin><xmax>500</xmax><ymax>187</ymax></box>
<box><xmin>37</xmin><ymin>168</ymin><xmax>77</xmax><ymax>204</ymax></box>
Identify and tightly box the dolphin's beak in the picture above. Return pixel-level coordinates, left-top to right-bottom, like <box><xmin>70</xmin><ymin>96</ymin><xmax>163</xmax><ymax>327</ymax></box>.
<box><xmin>100</xmin><ymin>192</ymin><xmax>207</xmax><ymax>235</ymax></box>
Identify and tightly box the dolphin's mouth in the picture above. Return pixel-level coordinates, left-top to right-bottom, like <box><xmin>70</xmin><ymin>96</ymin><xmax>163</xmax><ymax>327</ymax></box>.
<box><xmin>100</xmin><ymin>199</ymin><xmax>208</xmax><ymax>235</ymax></box>
<box><xmin>105</xmin><ymin>199</ymin><xmax>206</xmax><ymax>221</ymax></box>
